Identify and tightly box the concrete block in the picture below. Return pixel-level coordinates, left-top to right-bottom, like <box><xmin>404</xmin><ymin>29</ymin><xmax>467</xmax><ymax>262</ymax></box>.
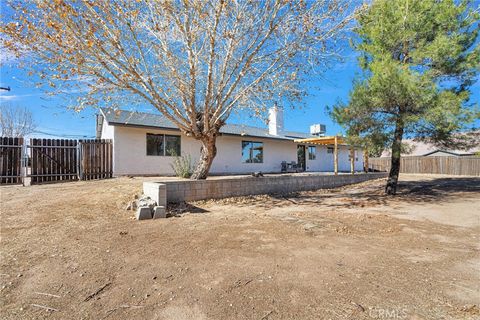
<box><xmin>143</xmin><ymin>182</ymin><xmax>167</xmax><ymax>207</ymax></box>
<box><xmin>167</xmin><ymin>193</ymin><xmax>179</xmax><ymax>203</ymax></box>
<box><xmin>167</xmin><ymin>184</ymin><xmax>178</xmax><ymax>191</ymax></box>
<box><xmin>142</xmin><ymin>173</ymin><xmax>386</xmax><ymax>203</ymax></box>
<box><xmin>157</xmin><ymin>193</ymin><xmax>167</xmax><ymax>201</ymax></box>
<box><xmin>153</xmin><ymin>206</ymin><xmax>166</xmax><ymax>219</ymax></box>
<box><xmin>197</xmin><ymin>188</ymin><xmax>207</xmax><ymax>198</ymax></box>
<box><xmin>136</xmin><ymin>206</ymin><xmax>153</xmax><ymax>220</ymax></box>
<box><xmin>194</xmin><ymin>182</ymin><xmax>203</xmax><ymax>190</ymax></box>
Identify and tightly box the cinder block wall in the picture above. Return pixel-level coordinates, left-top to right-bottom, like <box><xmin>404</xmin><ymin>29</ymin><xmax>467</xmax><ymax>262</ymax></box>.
<box><xmin>145</xmin><ymin>173</ymin><xmax>387</xmax><ymax>203</ymax></box>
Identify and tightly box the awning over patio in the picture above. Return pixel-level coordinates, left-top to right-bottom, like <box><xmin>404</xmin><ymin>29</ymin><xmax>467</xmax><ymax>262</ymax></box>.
<box><xmin>293</xmin><ymin>135</ymin><xmax>346</xmax><ymax>146</ymax></box>
<box><xmin>294</xmin><ymin>136</ymin><xmax>365</xmax><ymax>175</ymax></box>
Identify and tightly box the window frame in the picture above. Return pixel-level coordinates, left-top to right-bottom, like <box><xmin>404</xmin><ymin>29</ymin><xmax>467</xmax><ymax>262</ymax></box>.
<box><xmin>241</xmin><ymin>140</ymin><xmax>264</xmax><ymax>163</ymax></box>
<box><xmin>164</xmin><ymin>134</ymin><xmax>181</xmax><ymax>157</ymax></box>
<box><xmin>327</xmin><ymin>147</ymin><xmax>334</xmax><ymax>154</ymax></box>
<box><xmin>146</xmin><ymin>133</ymin><xmax>181</xmax><ymax>157</ymax></box>
<box><xmin>308</xmin><ymin>146</ymin><xmax>316</xmax><ymax>160</ymax></box>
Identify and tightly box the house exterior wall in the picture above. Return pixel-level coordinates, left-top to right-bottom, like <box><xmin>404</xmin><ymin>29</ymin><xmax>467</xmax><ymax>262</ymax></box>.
<box><xmin>210</xmin><ymin>134</ymin><xmax>298</xmax><ymax>174</ymax></box>
<box><xmin>305</xmin><ymin>145</ymin><xmax>363</xmax><ymax>172</ymax></box>
<box><xmin>106</xmin><ymin>123</ymin><xmax>364</xmax><ymax>176</ymax></box>
<box><xmin>112</xmin><ymin>125</ymin><xmax>199</xmax><ymax>176</ymax></box>
<box><xmin>101</xmin><ymin>119</ymin><xmax>115</xmax><ymax>140</ymax></box>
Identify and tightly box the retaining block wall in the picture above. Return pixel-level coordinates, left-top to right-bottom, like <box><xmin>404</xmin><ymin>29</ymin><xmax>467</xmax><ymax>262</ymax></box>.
<box><xmin>143</xmin><ymin>173</ymin><xmax>387</xmax><ymax>204</ymax></box>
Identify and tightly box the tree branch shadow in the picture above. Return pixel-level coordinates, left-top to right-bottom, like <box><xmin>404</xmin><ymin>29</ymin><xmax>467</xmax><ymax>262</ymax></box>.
<box><xmin>221</xmin><ymin>177</ymin><xmax>480</xmax><ymax>211</ymax></box>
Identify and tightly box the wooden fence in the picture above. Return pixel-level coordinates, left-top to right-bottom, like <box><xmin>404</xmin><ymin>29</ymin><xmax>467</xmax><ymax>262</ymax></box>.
<box><xmin>30</xmin><ymin>138</ymin><xmax>79</xmax><ymax>184</ymax></box>
<box><xmin>79</xmin><ymin>139</ymin><xmax>113</xmax><ymax>180</ymax></box>
<box><xmin>0</xmin><ymin>137</ymin><xmax>24</xmax><ymax>185</ymax></box>
<box><xmin>369</xmin><ymin>156</ymin><xmax>480</xmax><ymax>176</ymax></box>
<box><xmin>0</xmin><ymin>137</ymin><xmax>113</xmax><ymax>185</ymax></box>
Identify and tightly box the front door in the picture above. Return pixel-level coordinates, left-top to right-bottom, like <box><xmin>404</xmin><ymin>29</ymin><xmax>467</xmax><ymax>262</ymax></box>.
<box><xmin>297</xmin><ymin>145</ymin><xmax>306</xmax><ymax>172</ymax></box>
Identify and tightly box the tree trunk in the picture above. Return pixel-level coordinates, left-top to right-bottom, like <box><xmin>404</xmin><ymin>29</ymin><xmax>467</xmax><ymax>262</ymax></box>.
<box><xmin>190</xmin><ymin>137</ymin><xmax>217</xmax><ymax>180</ymax></box>
<box><xmin>385</xmin><ymin>119</ymin><xmax>404</xmax><ymax>195</ymax></box>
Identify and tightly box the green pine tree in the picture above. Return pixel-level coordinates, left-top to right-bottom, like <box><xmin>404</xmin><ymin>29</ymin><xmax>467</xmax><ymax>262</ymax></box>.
<box><xmin>332</xmin><ymin>0</ymin><xmax>479</xmax><ymax>194</ymax></box>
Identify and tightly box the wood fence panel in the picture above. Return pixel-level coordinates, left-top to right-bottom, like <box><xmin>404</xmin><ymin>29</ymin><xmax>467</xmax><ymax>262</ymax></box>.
<box><xmin>369</xmin><ymin>156</ymin><xmax>480</xmax><ymax>176</ymax></box>
<box><xmin>79</xmin><ymin>139</ymin><xmax>112</xmax><ymax>180</ymax></box>
<box><xmin>1</xmin><ymin>138</ymin><xmax>112</xmax><ymax>185</ymax></box>
<box><xmin>0</xmin><ymin>137</ymin><xmax>24</xmax><ymax>185</ymax></box>
<box><xmin>29</xmin><ymin>138</ymin><xmax>79</xmax><ymax>184</ymax></box>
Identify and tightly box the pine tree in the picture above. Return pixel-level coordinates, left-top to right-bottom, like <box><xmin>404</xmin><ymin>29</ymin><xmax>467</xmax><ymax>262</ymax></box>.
<box><xmin>332</xmin><ymin>0</ymin><xmax>479</xmax><ymax>194</ymax></box>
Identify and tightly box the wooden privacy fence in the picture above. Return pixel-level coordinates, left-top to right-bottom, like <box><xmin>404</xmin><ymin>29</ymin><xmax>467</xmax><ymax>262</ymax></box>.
<box><xmin>78</xmin><ymin>139</ymin><xmax>113</xmax><ymax>180</ymax></box>
<box><xmin>30</xmin><ymin>138</ymin><xmax>79</xmax><ymax>184</ymax></box>
<box><xmin>0</xmin><ymin>137</ymin><xmax>24</xmax><ymax>185</ymax></box>
<box><xmin>0</xmin><ymin>137</ymin><xmax>113</xmax><ymax>185</ymax></box>
<box><xmin>369</xmin><ymin>156</ymin><xmax>480</xmax><ymax>176</ymax></box>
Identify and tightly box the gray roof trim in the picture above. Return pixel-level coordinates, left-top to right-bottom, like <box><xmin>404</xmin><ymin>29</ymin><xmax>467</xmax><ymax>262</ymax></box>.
<box><xmin>217</xmin><ymin>132</ymin><xmax>297</xmax><ymax>141</ymax></box>
<box><xmin>100</xmin><ymin>108</ymin><xmax>310</xmax><ymax>141</ymax></box>
<box><xmin>106</xmin><ymin>121</ymin><xmax>182</xmax><ymax>133</ymax></box>
<box><xmin>109</xmin><ymin>122</ymin><xmax>300</xmax><ymax>141</ymax></box>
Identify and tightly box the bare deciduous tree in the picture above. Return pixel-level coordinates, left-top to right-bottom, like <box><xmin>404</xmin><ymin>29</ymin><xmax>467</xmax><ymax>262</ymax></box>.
<box><xmin>1</xmin><ymin>0</ymin><xmax>359</xmax><ymax>179</ymax></box>
<box><xmin>0</xmin><ymin>103</ymin><xmax>36</xmax><ymax>137</ymax></box>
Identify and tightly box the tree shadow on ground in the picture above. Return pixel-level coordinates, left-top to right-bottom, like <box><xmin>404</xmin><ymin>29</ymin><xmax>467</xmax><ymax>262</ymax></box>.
<box><xmin>224</xmin><ymin>177</ymin><xmax>480</xmax><ymax>211</ymax></box>
<box><xmin>167</xmin><ymin>202</ymin><xmax>209</xmax><ymax>217</ymax></box>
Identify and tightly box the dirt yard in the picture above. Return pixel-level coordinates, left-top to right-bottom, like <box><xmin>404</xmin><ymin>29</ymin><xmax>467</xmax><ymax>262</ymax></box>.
<box><xmin>1</xmin><ymin>174</ymin><xmax>479</xmax><ymax>319</ymax></box>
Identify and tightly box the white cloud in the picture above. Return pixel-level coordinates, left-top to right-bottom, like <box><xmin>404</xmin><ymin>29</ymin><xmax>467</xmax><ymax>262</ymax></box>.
<box><xmin>0</xmin><ymin>93</ymin><xmax>34</xmax><ymax>101</ymax></box>
<box><xmin>0</xmin><ymin>94</ymin><xmax>18</xmax><ymax>101</ymax></box>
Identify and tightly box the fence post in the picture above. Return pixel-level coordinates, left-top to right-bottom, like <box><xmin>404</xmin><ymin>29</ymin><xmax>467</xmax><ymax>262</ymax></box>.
<box><xmin>77</xmin><ymin>141</ymin><xmax>83</xmax><ymax>180</ymax></box>
<box><xmin>21</xmin><ymin>141</ymin><xmax>28</xmax><ymax>186</ymax></box>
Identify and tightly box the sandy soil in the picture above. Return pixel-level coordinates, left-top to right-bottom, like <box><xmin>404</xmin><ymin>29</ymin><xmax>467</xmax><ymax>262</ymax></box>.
<box><xmin>1</xmin><ymin>174</ymin><xmax>479</xmax><ymax>320</ymax></box>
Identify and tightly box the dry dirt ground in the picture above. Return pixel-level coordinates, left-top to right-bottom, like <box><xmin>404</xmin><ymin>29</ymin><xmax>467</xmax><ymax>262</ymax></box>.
<box><xmin>1</xmin><ymin>174</ymin><xmax>479</xmax><ymax>320</ymax></box>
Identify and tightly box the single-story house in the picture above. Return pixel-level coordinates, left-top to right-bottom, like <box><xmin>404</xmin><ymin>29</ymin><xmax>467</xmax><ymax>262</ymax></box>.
<box><xmin>97</xmin><ymin>107</ymin><xmax>364</xmax><ymax>176</ymax></box>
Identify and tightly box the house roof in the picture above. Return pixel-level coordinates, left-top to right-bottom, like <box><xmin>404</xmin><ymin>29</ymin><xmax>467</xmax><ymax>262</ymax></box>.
<box><xmin>100</xmin><ymin>109</ymin><xmax>311</xmax><ymax>141</ymax></box>
<box><xmin>381</xmin><ymin>137</ymin><xmax>480</xmax><ymax>157</ymax></box>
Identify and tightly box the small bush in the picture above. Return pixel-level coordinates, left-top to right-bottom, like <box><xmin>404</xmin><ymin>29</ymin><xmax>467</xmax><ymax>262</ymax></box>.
<box><xmin>171</xmin><ymin>154</ymin><xmax>194</xmax><ymax>178</ymax></box>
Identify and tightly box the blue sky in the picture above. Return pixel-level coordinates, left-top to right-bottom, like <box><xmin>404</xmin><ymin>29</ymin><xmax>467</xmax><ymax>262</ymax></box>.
<box><xmin>0</xmin><ymin>53</ymin><xmax>363</xmax><ymax>138</ymax></box>
<box><xmin>0</xmin><ymin>18</ymin><xmax>479</xmax><ymax>139</ymax></box>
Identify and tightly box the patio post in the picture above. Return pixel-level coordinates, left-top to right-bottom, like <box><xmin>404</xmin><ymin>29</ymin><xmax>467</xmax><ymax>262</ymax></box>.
<box><xmin>364</xmin><ymin>149</ymin><xmax>369</xmax><ymax>173</ymax></box>
<box><xmin>334</xmin><ymin>136</ymin><xmax>338</xmax><ymax>175</ymax></box>
<box><xmin>350</xmin><ymin>147</ymin><xmax>355</xmax><ymax>174</ymax></box>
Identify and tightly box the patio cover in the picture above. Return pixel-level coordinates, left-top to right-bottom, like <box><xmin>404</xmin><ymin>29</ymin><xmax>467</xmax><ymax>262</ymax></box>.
<box><xmin>293</xmin><ymin>136</ymin><xmax>346</xmax><ymax>146</ymax></box>
<box><xmin>293</xmin><ymin>136</ymin><xmax>362</xmax><ymax>175</ymax></box>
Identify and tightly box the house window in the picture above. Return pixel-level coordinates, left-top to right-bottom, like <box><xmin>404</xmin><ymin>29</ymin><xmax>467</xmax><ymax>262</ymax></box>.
<box><xmin>147</xmin><ymin>133</ymin><xmax>164</xmax><ymax>156</ymax></box>
<box><xmin>242</xmin><ymin>141</ymin><xmax>263</xmax><ymax>163</ymax></box>
<box><xmin>327</xmin><ymin>147</ymin><xmax>334</xmax><ymax>154</ymax></box>
<box><xmin>165</xmin><ymin>135</ymin><xmax>181</xmax><ymax>156</ymax></box>
<box><xmin>146</xmin><ymin>133</ymin><xmax>180</xmax><ymax>156</ymax></box>
<box><xmin>308</xmin><ymin>146</ymin><xmax>316</xmax><ymax>160</ymax></box>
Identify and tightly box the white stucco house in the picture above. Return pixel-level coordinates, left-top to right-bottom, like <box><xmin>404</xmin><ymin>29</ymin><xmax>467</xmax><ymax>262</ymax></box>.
<box><xmin>97</xmin><ymin>107</ymin><xmax>364</xmax><ymax>176</ymax></box>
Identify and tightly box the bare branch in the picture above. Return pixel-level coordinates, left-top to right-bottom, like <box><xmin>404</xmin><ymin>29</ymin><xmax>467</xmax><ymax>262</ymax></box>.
<box><xmin>0</xmin><ymin>103</ymin><xmax>36</xmax><ymax>137</ymax></box>
<box><xmin>1</xmin><ymin>0</ymin><xmax>358</xmax><ymax>177</ymax></box>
